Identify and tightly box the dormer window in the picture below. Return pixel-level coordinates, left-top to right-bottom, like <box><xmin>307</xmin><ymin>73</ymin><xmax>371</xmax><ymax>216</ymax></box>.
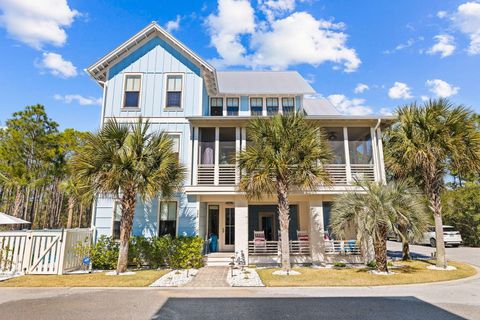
<box><xmin>123</xmin><ymin>74</ymin><xmax>141</xmax><ymax>108</ymax></box>
<box><xmin>282</xmin><ymin>97</ymin><xmax>295</xmax><ymax>114</ymax></box>
<box><xmin>266</xmin><ymin>98</ymin><xmax>279</xmax><ymax>115</ymax></box>
<box><xmin>226</xmin><ymin>98</ymin><xmax>239</xmax><ymax>116</ymax></box>
<box><xmin>166</xmin><ymin>75</ymin><xmax>183</xmax><ymax>109</ymax></box>
<box><xmin>250</xmin><ymin>98</ymin><xmax>263</xmax><ymax>116</ymax></box>
<box><xmin>210</xmin><ymin>98</ymin><xmax>223</xmax><ymax>116</ymax></box>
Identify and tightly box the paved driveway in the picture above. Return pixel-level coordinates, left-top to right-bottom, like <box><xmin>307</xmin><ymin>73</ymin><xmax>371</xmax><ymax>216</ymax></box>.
<box><xmin>388</xmin><ymin>241</ymin><xmax>480</xmax><ymax>267</ymax></box>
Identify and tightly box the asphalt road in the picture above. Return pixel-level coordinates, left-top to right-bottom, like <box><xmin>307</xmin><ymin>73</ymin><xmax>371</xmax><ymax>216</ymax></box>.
<box><xmin>0</xmin><ymin>243</ymin><xmax>478</xmax><ymax>320</ymax></box>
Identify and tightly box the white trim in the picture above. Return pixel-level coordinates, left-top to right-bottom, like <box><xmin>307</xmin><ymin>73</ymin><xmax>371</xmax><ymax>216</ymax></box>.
<box><xmin>102</xmin><ymin>117</ymin><xmax>189</xmax><ymax>123</ymax></box>
<box><xmin>192</xmin><ymin>127</ymin><xmax>199</xmax><ymax>185</ymax></box>
<box><xmin>112</xmin><ymin>200</ymin><xmax>122</xmax><ymax>239</ymax></box>
<box><xmin>166</xmin><ymin>132</ymin><xmax>182</xmax><ymax>162</ymax></box>
<box><xmin>121</xmin><ymin>73</ymin><xmax>143</xmax><ymax>110</ymax></box>
<box><xmin>214</xmin><ymin>127</ymin><xmax>220</xmax><ymax>185</ymax></box>
<box><xmin>343</xmin><ymin>127</ymin><xmax>352</xmax><ymax>183</ymax></box>
<box><xmin>163</xmin><ymin>72</ymin><xmax>185</xmax><ymax>111</ymax></box>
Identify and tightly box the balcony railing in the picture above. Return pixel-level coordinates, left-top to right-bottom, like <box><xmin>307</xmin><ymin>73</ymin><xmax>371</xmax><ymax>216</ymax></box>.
<box><xmin>197</xmin><ymin>163</ymin><xmax>375</xmax><ymax>186</ymax></box>
<box><xmin>324</xmin><ymin>240</ymin><xmax>361</xmax><ymax>255</ymax></box>
<box><xmin>248</xmin><ymin>240</ymin><xmax>310</xmax><ymax>255</ymax></box>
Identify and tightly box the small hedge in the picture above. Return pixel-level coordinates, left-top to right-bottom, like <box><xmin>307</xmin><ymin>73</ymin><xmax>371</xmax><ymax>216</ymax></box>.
<box><xmin>75</xmin><ymin>235</ymin><xmax>204</xmax><ymax>270</ymax></box>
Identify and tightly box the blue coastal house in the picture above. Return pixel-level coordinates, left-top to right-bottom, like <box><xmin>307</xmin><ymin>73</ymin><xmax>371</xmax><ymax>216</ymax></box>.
<box><xmin>87</xmin><ymin>22</ymin><xmax>393</xmax><ymax>265</ymax></box>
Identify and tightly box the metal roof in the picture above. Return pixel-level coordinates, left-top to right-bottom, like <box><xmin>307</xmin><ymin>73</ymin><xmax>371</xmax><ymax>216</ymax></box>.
<box><xmin>216</xmin><ymin>71</ymin><xmax>315</xmax><ymax>95</ymax></box>
<box><xmin>302</xmin><ymin>98</ymin><xmax>340</xmax><ymax>115</ymax></box>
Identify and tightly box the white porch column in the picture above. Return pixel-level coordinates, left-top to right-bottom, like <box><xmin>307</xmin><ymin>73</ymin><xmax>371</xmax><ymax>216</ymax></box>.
<box><xmin>234</xmin><ymin>199</ymin><xmax>249</xmax><ymax>263</ymax></box>
<box><xmin>376</xmin><ymin>128</ymin><xmax>387</xmax><ymax>183</ymax></box>
<box><xmin>192</xmin><ymin>127</ymin><xmax>199</xmax><ymax>185</ymax></box>
<box><xmin>214</xmin><ymin>127</ymin><xmax>220</xmax><ymax>185</ymax></box>
<box><xmin>370</xmin><ymin>127</ymin><xmax>380</xmax><ymax>182</ymax></box>
<box><xmin>343</xmin><ymin>127</ymin><xmax>352</xmax><ymax>183</ymax></box>
<box><xmin>309</xmin><ymin>200</ymin><xmax>325</xmax><ymax>265</ymax></box>
<box><xmin>235</xmin><ymin>127</ymin><xmax>240</xmax><ymax>184</ymax></box>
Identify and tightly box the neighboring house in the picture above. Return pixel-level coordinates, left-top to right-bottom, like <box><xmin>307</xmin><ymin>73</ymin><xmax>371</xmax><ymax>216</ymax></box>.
<box><xmin>87</xmin><ymin>22</ymin><xmax>393</xmax><ymax>265</ymax></box>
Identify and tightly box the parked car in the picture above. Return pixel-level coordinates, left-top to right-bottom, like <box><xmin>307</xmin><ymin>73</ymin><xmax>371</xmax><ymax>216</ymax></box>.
<box><xmin>418</xmin><ymin>226</ymin><xmax>462</xmax><ymax>247</ymax></box>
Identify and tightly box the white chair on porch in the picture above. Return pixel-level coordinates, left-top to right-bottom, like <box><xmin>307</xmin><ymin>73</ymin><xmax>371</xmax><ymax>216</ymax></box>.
<box><xmin>253</xmin><ymin>230</ymin><xmax>267</xmax><ymax>253</ymax></box>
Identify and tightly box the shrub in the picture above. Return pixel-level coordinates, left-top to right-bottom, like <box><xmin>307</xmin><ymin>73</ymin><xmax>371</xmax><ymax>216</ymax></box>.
<box><xmin>333</xmin><ymin>262</ymin><xmax>347</xmax><ymax>268</ymax></box>
<box><xmin>366</xmin><ymin>260</ymin><xmax>377</xmax><ymax>269</ymax></box>
<box><xmin>166</xmin><ymin>236</ymin><xmax>204</xmax><ymax>269</ymax></box>
<box><xmin>75</xmin><ymin>235</ymin><xmax>119</xmax><ymax>270</ymax></box>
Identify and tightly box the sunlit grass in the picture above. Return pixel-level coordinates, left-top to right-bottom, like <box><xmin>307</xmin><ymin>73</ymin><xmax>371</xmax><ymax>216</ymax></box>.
<box><xmin>0</xmin><ymin>269</ymin><xmax>169</xmax><ymax>287</ymax></box>
<box><xmin>257</xmin><ymin>260</ymin><xmax>476</xmax><ymax>287</ymax></box>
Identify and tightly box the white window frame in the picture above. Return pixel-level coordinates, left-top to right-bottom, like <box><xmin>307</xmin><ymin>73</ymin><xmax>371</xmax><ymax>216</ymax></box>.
<box><xmin>225</xmin><ymin>96</ymin><xmax>240</xmax><ymax>116</ymax></box>
<box><xmin>164</xmin><ymin>73</ymin><xmax>185</xmax><ymax>111</ymax></box>
<box><xmin>210</xmin><ymin>97</ymin><xmax>224</xmax><ymax>116</ymax></box>
<box><xmin>281</xmin><ymin>96</ymin><xmax>296</xmax><ymax>114</ymax></box>
<box><xmin>157</xmin><ymin>200</ymin><xmax>179</xmax><ymax>237</ymax></box>
<box><xmin>265</xmin><ymin>97</ymin><xmax>280</xmax><ymax>116</ymax></box>
<box><xmin>249</xmin><ymin>97</ymin><xmax>264</xmax><ymax>116</ymax></box>
<box><xmin>166</xmin><ymin>132</ymin><xmax>182</xmax><ymax>162</ymax></box>
<box><xmin>121</xmin><ymin>73</ymin><xmax>143</xmax><ymax>110</ymax></box>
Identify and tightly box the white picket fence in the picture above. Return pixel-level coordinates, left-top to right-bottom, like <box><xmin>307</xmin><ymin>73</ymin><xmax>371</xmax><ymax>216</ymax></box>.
<box><xmin>0</xmin><ymin>229</ymin><xmax>92</xmax><ymax>275</ymax></box>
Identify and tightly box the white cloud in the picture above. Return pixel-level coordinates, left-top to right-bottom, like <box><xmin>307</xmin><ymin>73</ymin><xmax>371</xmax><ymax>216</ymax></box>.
<box><xmin>206</xmin><ymin>0</ymin><xmax>360</xmax><ymax>72</ymax></box>
<box><xmin>0</xmin><ymin>0</ymin><xmax>78</xmax><ymax>49</ymax></box>
<box><xmin>327</xmin><ymin>94</ymin><xmax>373</xmax><ymax>115</ymax></box>
<box><xmin>379</xmin><ymin>108</ymin><xmax>393</xmax><ymax>116</ymax></box>
<box><xmin>165</xmin><ymin>15</ymin><xmax>181</xmax><ymax>32</ymax></box>
<box><xmin>427</xmin><ymin>34</ymin><xmax>456</xmax><ymax>57</ymax></box>
<box><xmin>38</xmin><ymin>52</ymin><xmax>77</xmax><ymax>78</ymax></box>
<box><xmin>421</xmin><ymin>95</ymin><xmax>430</xmax><ymax>101</ymax></box>
<box><xmin>354</xmin><ymin>83</ymin><xmax>369</xmax><ymax>94</ymax></box>
<box><xmin>426</xmin><ymin>79</ymin><xmax>459</xmax><ymax>98</ymax></box>
<box><xmin>437</xmin><ymin>11</ymin><xmax>448</xmax><ymax>19</ymax></box>
<box><xmin>452</xmin><ymin>2</ymin><xmax>480</xmax><ymax>54</ymax></box>
<box><xmin>383</xmin><ymin>37</ymin><xmax>423</xmax><ymax>54</ymax></box>
<box><xmin>388</xmin><ymin>82</ymin><xmax>413</xmax><ymax>100</ymax></box>
<box><xmin>54</xmin><ymin>94</ymin><xmax>102</xmax><ymax>106</ymax></box>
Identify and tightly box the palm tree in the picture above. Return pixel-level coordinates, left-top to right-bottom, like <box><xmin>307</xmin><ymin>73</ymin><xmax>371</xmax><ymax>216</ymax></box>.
<box><xmin>396</xmin><ymin>200</ymin><xmax>429</xmax><ymax>261</ymax></box>
<box><xmin>72</xmin><ymin>119</ymin><xmax>185</xmax><ymax>273</ymax></box>
<box><xmin>384</xmin><ymin>99</ymin><xmax>480</xmax><ymax>268</ymax></box>
<box><xmin>238</xmin><ymin>113</ymin><xmax>332</xmax><ymax>271</ymax></box>
<box><xmin>331</xmin><ymin>181</ymin><xmax>426</xmax><ymax>273</ymax></box>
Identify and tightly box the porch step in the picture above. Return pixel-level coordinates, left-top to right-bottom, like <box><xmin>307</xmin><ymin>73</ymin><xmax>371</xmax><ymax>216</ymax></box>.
<box><xmin>205</xmin><ymin>252</ymin><xmax>235</xmax><ymax>267</ymax></box>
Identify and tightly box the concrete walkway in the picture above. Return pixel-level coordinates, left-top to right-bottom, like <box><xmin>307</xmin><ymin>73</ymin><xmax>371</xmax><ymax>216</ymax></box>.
<box><xmin>187</xmin><ymin>267</ymin><xmax>229</xmax><ymax>287</ymax></box>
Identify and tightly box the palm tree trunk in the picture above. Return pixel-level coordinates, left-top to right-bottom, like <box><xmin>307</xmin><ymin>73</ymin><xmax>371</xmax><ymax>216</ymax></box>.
<box><xmin>78</xmin><ymin>203</ymin><xmax>83</xmax><ymax>228</ymax></box>
<box><xmin>66</xmin><ymin>197</ymin><xmax>75</xmax><ymax>229</ymax></box>
<box><xmin>277</xmin><ymin>181</ymin><xmax>291</xmax><ymax>272</ymax></box>
<box><xmin>402</xmin><ymin>240</ymin><xmax>411</xmax><ymax>261</ymax></box>
<box><xmin>429</xmin><ymin>190</ymin><xmax>447</xmax><ymax>268</ymax></box>
<box><xmin>374</xmin><ymin>226</ymin><xmax>388</xmax><ymax>273</ymax></box>
<box><xmin>117</xmin><ymin>188</ymin><xmax>137</xmax><ymax>274</ymax></box>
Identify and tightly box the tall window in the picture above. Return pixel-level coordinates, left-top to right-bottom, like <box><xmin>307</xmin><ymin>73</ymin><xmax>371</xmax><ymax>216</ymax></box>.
<box><xmin>199</xmin><ymin>128</ymin><xmax>215</xmax><ymax>165</ymax></box>
<box><xmin>210</xmin><ymin>98</ymin><xmax>223</xmax><ymax>116</ymax></box>
<box><xmin>113</xmin><ymin>201</ymin><xmax>122</xmax><ymax>240</ymax></box>
<box><xmin>123</xmin><ymin>75</ymin><xmax>141</xmax><ymax>108</ymax></box>
<box><xmin>266</xmin><ymin>98</ymin><xmax>279</xmax><ymax>115</ymax></box>
<box><xmin>159</xmin><ymin>201</ymin><xmax>177</xmax><ymax>237</ymax></box>
<box><xmin>167</xmin><ymin>134</ymin><xmax>181</xmax><ymax>161</ymax></box>
<box><xmin>325</xmin><ymin>127</ymin><xmax>345</xmax><ymax>164</ymax></box>
<box><xmin>282</xmin><ymin>97</ymin><xmax>294</xmax><ymax>114</ymax></box>
<box><xmin>250</xmin><ymin>98</ymin><xmax>263</xmax><ymax>116</ymax></box>
<box><xmin>226</xmin><ymin>98</ymin><xmax>239</xmax><ymax>116</ymax></box>
<box><xmin>166</xmin><ymin>75</ymin><xmax>183</xmax><ymax>109</ymax></box>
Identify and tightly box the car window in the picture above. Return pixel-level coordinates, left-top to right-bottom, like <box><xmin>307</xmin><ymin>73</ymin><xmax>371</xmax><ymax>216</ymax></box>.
<box><xmin>443</xmin><ymin>227</ymin><xmax>455</xmax><ymax>232</ymax></box>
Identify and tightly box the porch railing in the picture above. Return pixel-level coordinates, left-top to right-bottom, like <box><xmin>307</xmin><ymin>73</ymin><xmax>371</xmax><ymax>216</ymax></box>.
<box><xmin>197</xmin><ymin>163</ymin><xmax>375</xmax><ymax>186</ymax></box>
<box><xmin>248</xmin><ymin>240</ymin><xmax>310</xmax><ymax>255</ymax></box>
<box><xmin>324</xmin><ymin>240</ymin><xmax>361</xmax><ymax>255</ymax></box>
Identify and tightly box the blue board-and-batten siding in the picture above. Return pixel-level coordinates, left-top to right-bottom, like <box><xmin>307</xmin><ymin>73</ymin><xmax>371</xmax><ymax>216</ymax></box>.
<box><xmin>104</xmin><ymin>36</ymin><xmax>206</xmax><ymax>118</ymax></box>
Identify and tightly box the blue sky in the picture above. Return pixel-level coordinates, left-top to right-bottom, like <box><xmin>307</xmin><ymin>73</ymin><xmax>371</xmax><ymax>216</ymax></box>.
<box><xmin>0</xmin><ymin>0</ymin><xmax>479</xmax><ymax>131</ymax></box>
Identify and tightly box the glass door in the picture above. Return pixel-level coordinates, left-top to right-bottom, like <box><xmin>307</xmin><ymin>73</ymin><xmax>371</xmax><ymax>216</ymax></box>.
<box><xmin>222</xmin><ymin>207</ymin><xmax>235</xmax><ymax>251</ymax></box>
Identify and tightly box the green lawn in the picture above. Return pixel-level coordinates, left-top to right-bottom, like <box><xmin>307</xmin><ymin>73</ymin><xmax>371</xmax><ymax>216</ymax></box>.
<box><xmin>0</xmin><ymin>269</ymin><xmax>169</xmax><ymax>287</ymax></box>
<box><xmin>257</xmin><ymin>260</ymin><xmax>476</xmax><ymax>287</ymax></box>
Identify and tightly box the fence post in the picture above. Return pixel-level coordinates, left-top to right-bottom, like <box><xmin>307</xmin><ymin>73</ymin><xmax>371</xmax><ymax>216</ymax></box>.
<box><xmin>22</xmin><ymin>231</ymin><xmax>33</xmax><ymax>274</ymax></box>
<box><xmin>57</xmin><ymin>229</ymin><xmax>68</xmax><ymax>275</ymax></box>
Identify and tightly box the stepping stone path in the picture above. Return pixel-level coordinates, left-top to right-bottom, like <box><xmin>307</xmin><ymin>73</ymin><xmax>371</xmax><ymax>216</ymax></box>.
<box><xmin>187</xmin><ymin>266</ymin><xmax>230</xmax><ymax>287</ymax></box>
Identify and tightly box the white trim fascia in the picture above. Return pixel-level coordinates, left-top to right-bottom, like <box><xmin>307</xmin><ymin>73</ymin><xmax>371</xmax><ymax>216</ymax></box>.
<box><xmin>102</xmin><ymin>117</ymin><xmax>190</xmax><ymax>123</ymax></box>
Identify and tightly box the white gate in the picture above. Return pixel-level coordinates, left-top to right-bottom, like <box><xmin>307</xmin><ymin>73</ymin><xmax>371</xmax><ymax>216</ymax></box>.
<box><xmin>0</xmin><ymin>229</ymin><xmax>92</xmax><ymax>275</ymax></box>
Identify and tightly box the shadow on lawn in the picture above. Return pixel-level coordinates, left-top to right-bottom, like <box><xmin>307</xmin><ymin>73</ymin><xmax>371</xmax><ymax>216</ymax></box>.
<box><xmin>152</xmin><ymin>297</ymin><xmax>465</xmax><ymax>320</ymax></box>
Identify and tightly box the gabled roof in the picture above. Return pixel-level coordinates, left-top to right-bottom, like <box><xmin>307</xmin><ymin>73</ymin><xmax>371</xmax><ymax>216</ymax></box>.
<box><xmin>216</xmin><ymin>71</ymin><xmax>315</xmax><ymax>95</ymax></box>
<box><xmin>302</xmin><ymin>98</ymin><xmax>340</xmax><ymax>115</ymax></box>
<box><xmin>86</xmin><ymin>21</ymin><xmax>218</xmax><ymax>95</ymax></box>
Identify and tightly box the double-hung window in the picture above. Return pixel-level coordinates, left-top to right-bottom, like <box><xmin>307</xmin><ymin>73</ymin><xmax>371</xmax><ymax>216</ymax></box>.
<box><xmin>282</xmin><ymin>97</ymin><xmax>295</xmax><ymax>114</ymax></box>
<box><xmin>250</xmin><ymin>98</ymin><xmax>263</xmax><ymax>116</ymax></box>
<box><xmin>167</xmin><ymin>134</ymin><xmax>181</xmax><ymax>161</ymax></box>
<box><xmin>123</xmin><ymin>75</ymin><xmax>141</xmax><ymax>108</ymax></box>
<box><xmin>159</xmin><ymin>201</ymin><xmax>177</xmax><ymax>237</ymax></box>
<box><xmin>266</xmin><ymin>98</ymin><xmax>279</xmax><ymax>115</ymax></box>
<box><xmin>113</xmin><ymin>201</ymin><xmax>122</xmax><ymax>240</ymax></box>
<box><xmin>226</xmin><ymin>98</ymin><xmax>239</xmax><ymax>116</ymax></box>
<box><xmin>210</xmin><ymin>98</ymin><xmax>223</xmax><ymax>116</ymax></box>
<box><xmin>166</xmin><ymin>75</ymin><xmax>183</xmax><ymax>109</ymax></box>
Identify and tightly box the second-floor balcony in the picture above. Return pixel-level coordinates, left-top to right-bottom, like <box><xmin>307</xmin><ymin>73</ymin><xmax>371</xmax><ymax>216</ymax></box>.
<box><xmin>192</xmin><ymin>126</ymin><xmax>384</xmax><ymax>189</ymax></box>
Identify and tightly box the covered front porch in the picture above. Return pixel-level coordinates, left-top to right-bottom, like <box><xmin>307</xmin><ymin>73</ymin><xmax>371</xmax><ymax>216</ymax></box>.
<box><xmin>197</xmin><ymin>196</ymin><xmax>364</xmax><ymax>266</ymax></box>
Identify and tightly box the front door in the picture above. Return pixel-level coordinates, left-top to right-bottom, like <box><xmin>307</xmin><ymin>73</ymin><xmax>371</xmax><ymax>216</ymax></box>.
<box><xmin>221</xmin><ymin>206</ymin><xmax>235</xmax><ymax>251</ymax></box>
<box><xmin>259</xmin><ymin>212</ymin><xmax>276</xmax><ymax>241</ymax></box>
